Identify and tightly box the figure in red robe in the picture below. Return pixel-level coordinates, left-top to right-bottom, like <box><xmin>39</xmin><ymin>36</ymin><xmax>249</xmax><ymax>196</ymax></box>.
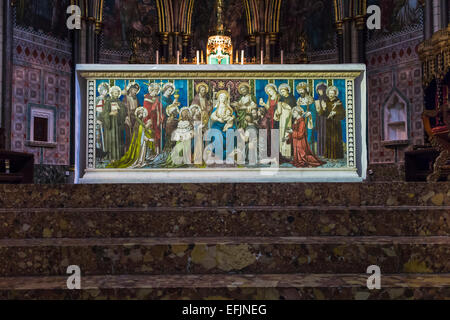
<box><xmin>143</xmin><ymin>83</ymin><xmax>163</xmax><ymax>153</ymax></box>
<box><xmin>287</xmin><ymin>107</ymin><xmax>326</xmax><ymax>168</ymax></box>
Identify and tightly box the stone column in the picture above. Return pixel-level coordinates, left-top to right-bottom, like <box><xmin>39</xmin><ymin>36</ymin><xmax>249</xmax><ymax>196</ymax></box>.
<box><xmin>424</xmin><ymin>0</ymin><xmax>433</xmax><ymax>40</ymax></box>
<box><xmin>95</xmin><ymin>21</ymin><xmax>103</xmax><ymax>63</ymax></box>
<box><xmin>2</xmin><ymin>0</ymin><xmax>13</xmax><ymax>150</ymax></box>
<box><xmin>355</xmin><ymin>15</ymin><xmax>366</xmax><ymax>63</ymax></box>
<box><xmin>0</xmin><ymin>0</ymin><xmax>4</xmax><ymax>148</ymax></box>
<box><xmin>70</xmin><ymin>21</ymin><xmax>81</xmax><ymax>172</ymax></box>
<box><xmin>248</xmin><ymin>34</ymin><xmax>256</xmax><ymax>60</ymax></box>
<box><xmin>182</xmin><ymin>33</ymin><xmax>190</xmax><ymax>60</ymax></box>
<box><xmin>159</xmin><ymin>32</ymin><xmax>169</xmax><ymax>63</ymax></box>
<box><xmin>269</xmin><ymin>33</ymin><xmax>278</xmax><ymax>62</ymax></box>
<box><xmin>336</xmin><ymin>21</ymin><xmax>344</xmax><ymax>63</ymax></box>
<box><xmin>440</xmin><ymin>0</ymin><xmax>448</xmax><ymax>29</ymax></box>
<box><xmin>86</xmin><ymin>17</ymin><xmax>96</xmax><ymax>63</ymax></box>
<box><xmin>343</xmin><ymin>18</ymin><xmax>352</xmax><ymax>63</ymax></box>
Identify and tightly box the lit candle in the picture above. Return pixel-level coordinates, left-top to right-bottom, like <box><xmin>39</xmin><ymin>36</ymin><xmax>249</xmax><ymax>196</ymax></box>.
<box><xmin>201</xmin><ymin>51</ymin><xmax>204</xmax><ymax>64</ymax></box>
<box><xmin>177</xmin><ymin>50</ymin><xmax>180</xmax><ymax>65</ymax></box>
<box><xmin>241</xmin><ymin>50</ymin><xmax>244</xmax><ymax>65</ymax></box>
<box><xmin>196</xmin><ymin>50</ymin><xmax>199</xmax><ymax>65</ymax></box>
<box><xmin>281</xmin><ymin>50</ymin><xmax>283</xmax><ymax>64</ymax></box>
<box><xmin>261</xmin><ymin>50</ymin><xmax>263</xmax><ymax>65</ymax></box>
<box><xmin>156</xmin><ymin>50</ymin><xmax>159</xmax><ymax>64</ymax></box>
<box><xmin>236</xmin><ymin>51</ymin><xmax>239</xmax><ymax>64</ymax></box>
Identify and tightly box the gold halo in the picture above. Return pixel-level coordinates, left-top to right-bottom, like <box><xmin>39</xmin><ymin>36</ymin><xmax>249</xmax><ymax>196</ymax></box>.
<box><xmin>135</xmin><ymin>106</ymin><xmax>148</xmax><ymax>119</ymax></box>
<box><xmin>109</xmin><ymin>85</ymin><xmax>122</xmax><ymax>98</ymax></box>
<box><xmin>326</xmin><ymin>85</ymin><xmax>339</xmax><ymax>97</ymax></box>
<box><xmin>97</xmin><ymin>82</ymin><xmax>110</xmax><ymax>94</ymax></box>
<box><xmin>315</xmin><ymin>82</ymin><xmax>328</xmax><ymax>92</ymax></box>
<box><xmin>278</xmin><ymin>83</ymin><xmax>291</xmax><ymax>94</ymax></box>
<box><xmin>162</xmin><ymin>82</ymin><xmax>175</xmax><ymax>94</ymax></box>
<box><xmin>296</xmin><ymin>82</ymin><xmax>308</xmax><ymax>91</ymax></box>
<box><xmin>195</xmin><ymin>82</ymin><xmax>209</xmax><ymax>94</ymax></box>
<box><xmin>145</xmin><ymin>82</ymin><xmax>161</xmax><ymax>95</ymax></box>
<box><xmin>189</xmin><ymin>104</ymin><xmax>201</xmax><ymax>112</ymax></box>
<box><xmin>126</xmin><ymin>81</ymin><xmax>141</xmax><ymax>94</ymax></box>
<box><xmin>264</xmin><ymin>83</ymin><xmax>277</xmax><ymax>95</ymax></box>
<box><xmin>166</xmin><ymin>104</ymin><xmax>179</xmax><ymax>116</ymax></box>
<box><xmin>238</xmin><ymin>82</ymin><xmax>251</xmax><ymax>93</ymax></box>
<box><xmin>216</xmin><ymin>90</ymin><xmax>230</xmax><ymax>100</ymax></box>
<box><xmin>179</xmin><ymin>106</ymin><xmax>192</xmax><ymax>117</ymax></box>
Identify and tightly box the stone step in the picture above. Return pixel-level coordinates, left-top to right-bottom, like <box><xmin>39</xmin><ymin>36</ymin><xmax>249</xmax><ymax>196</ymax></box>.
<box><xmin>0</xmin><ymin>236</ymin><xmax>448</xmax><ymax>276</ymax></box>
<box><xmin>1</xmin><ymin>206</ymin><xmax>449</xmax><ymax>238</ymax></box>
<box><xmin>1</xmin><ymin>183</ymin><xmax>449</xmax><ymax>208</ymax></box>
<box><xmin>0</xmin><ymin>273</ymin><xmax>449</xmax><ymax>299</ymax></box>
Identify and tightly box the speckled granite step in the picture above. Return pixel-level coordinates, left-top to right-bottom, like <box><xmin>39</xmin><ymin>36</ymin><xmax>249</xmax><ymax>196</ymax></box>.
<box><xmin>1</xmin><ymin>206</ymin><xmax>449</xmax><ymax>238</ymax></box>
<box><xmin>0</xmin><ymin>236</ymin><xmax>448</xmax><ymax>276</ymax></box>
<box><xmin>0</xmin><ymin>274</ymin><xmax>449</xmax><ymax>299</ymax></box>
<box><xmin>1</xmin><ymin>182</ymin><xmax>449</xmax><ymax>208</ymax></box>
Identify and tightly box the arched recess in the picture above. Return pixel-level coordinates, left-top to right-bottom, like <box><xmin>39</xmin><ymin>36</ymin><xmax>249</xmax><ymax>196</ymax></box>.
<box><xmin>155</xmin><ymin>0</ymin><xmax>174</xmax><ymax>33</ymax></box>
<box><xmin>243</xmin><ymin>0</ymin><xmax>260</xmax><ymax>35</ymax></box>
<box><xmin>244</xmin><ymin>0</ymin><xmax>282</xmax><ymax>61</ymax></box>
<box><xmin>381</xmin><ymin>91</ymin><xmax>410</xmax><ymax>143</ymax></box>
<box><xmin>332</xmin><ymin>0</ymin><xmax>367</xmax><ymax>63</ymax></box>
<box><xmin>70</xmin><ymin>0</ymin><xmax>104</xmax><ymax>63</ymax></box>
<box><xmin>265</xmin><ymin>0</ymin><xmax>282</xmax><ymax>33</ymax></box>
<box><xmin>156</xmin><ymin>0</ymin><xmax>195</xmax><ymax>60</ymax></box>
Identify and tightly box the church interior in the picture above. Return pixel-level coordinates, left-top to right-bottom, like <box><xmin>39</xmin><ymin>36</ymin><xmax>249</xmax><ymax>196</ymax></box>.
<box><xmin>0</xmin><ymin>0</ymin><xmax>449</xmax><ymax>300</ymax></box>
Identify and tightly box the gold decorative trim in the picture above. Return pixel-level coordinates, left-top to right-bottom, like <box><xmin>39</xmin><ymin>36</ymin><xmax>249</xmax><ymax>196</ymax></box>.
<box><xmin>80</xmin><ymin>71</ymin><xmax>362</xmax><ymax>79</ymax></box>
<box><xmin>418</xmin><ymin>25</ymin><xmax>450</xmax><ymax>86</ymax></box>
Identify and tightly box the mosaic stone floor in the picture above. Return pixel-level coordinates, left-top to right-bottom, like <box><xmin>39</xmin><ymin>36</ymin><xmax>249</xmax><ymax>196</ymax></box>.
<box><xmin>0</xmin><ymin>183</ymin><xmax>448</xmax><ymax>299</ymax></box>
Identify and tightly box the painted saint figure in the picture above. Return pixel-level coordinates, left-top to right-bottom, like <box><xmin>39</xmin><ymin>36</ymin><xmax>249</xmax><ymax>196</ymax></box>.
<box><xmin>95</xmin><ymin>82</ymin><xmax>109</xmax><ymax>159</ymax></box>
<box><xmin>145</xmin><ymin>104</ymin><xmax>179</xmax><ymax>168</ymax></box>
<box><xmin>123</xmin><ymin>82</ymin><xmax>141</xmax><ymax>151</ymax></box>
<box><xmin>191</xmin><ymin>82</ymin><xmax>213</xmax><ymax>129</ymax></box>
<box><xmin>314</xmin><ymin>82</ymin><xmax>328</xmax><ymax>157</ymax></box>
<box><xmin>321</xmin><ymin>85</ymin><xmax>346</xmax><ymax>159</ymax></box>
<box><xmin>102</xmin><ymin>86</ymin><xmax>127</xmax><ymax>161</ymax></box>
<box><xmin>143</xmin><ymin>82</ymin><xmax>163</xmax><ymax>154</ymax></box>
<box><xmin>168</xmin><ymin>107</ymin><xmax>194</xmax><ymax>166</ymax></box>
<box><xmin>160</xmin><ymin>82</ymin><xmax>180</xmax><ymax>150</ymax></box>
<box><xmin>232</xmin><ymin>82</ymin><xmax>257</xmax><ymax>130</ymax></box>
<box><xmin>296</xmin><ymin>82</ymin><xmax>315</xmax><ymax>151</ymax></box>
<box><xmin>287</xmin><ymin>107</ymin><xmax>325</xmax><ymax>168</ymax></box>
<box><xmin>259</xmin><ymin>83</ymin><xmax>279</xmax><ymax>130</ymax></box>
<box><xmin>277</xmin><ymin>83</ymin><xmax>295</xmax><ymax>159</ymax></box>
<box><xmin>210</xmin><ymin>90</ymin><xmax>236</xmax><ymax>160</ymax></box>
<box><xmin>107</xmin><ymin>107</ymin><xmax>155</xmax><ymax>169</ymax></box>
<box><xmin>259</xmin><ymin>83</ymin><xmax>280</xmax><ymax>156</ymax></box>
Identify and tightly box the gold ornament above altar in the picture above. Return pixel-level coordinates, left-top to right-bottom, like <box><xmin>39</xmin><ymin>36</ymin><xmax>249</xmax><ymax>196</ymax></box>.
<box><xmin>207</xmin><ymin>0</ymin><xmax>233</xmax><ymax>64</ymax></box>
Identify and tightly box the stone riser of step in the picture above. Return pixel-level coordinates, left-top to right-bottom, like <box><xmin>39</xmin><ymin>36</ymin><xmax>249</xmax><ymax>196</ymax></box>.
<box><xmin>1</xmin><ymin>207</ymin><xmax>449</xmax><ymax>238</ymax></box>
<box><xmin>1</xmin><ymin>274</ymin><xmax>449</xmax><ymax>300</ymax></box>
<box><xmin>1</xmin><ymin>183</ymin><xmax>449</xmax><ymax>208</ymax></box>
<box><xmin>0</xmin><ymin>237</ymin><xmax>448</xmax><ymax>276</ymax></box>
<box><xmin>2</xmin><ymin>287</ymin><xmax>449</xmax><ymax>300</ymax></box>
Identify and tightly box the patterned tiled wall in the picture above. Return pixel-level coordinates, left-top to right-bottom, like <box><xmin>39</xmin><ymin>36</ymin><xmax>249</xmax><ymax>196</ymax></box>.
<box><xmin>366</xmin><ymin>26</ymin><xmax>425</xmax><ymax>164</ymax></box>
<box><xmin>11</xmin><ymin>27</ymin><xmax>72</xmax><ymax>165</ymax></box>
<box><xmin>0</xmin><ymin>2</ymin><xmax>3</xmax><ymax>131</ymax></box>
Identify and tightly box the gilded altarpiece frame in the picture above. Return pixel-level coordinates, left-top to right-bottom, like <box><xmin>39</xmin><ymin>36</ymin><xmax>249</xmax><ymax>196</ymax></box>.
<box><xmin>76</xmin><ymin>65</ymin><xmax>366</xmax><ymax>183</ymax></box>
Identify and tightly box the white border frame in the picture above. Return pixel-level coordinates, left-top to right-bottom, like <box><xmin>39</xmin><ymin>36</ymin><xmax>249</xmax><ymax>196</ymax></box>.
<box><xmin>75</xmin><ymin>64</ymin><xmax>367</xmax><ymax>183</ymax></box>
<box><xmin>29</xmin><ymin>107</ymin><xmax>55</xmax><ymax>143</ymax></box>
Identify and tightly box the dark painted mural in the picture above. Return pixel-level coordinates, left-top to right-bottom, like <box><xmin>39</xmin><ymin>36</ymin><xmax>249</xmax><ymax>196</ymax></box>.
<box><xmin>280</xmin><ymin>0</ymin><xmax>335</xmax><ymax>52</ymax></box>
<box><xmin>191</xmin><ymin>0</ymin><xmax>247</xmax><ymax>53</ymax></box>
<box><xmin>102</xmin><ymin>0</ymin><xmax>159</xmax><ymax>51</ymax></box>
<box><xmin>15</xmin><ymin>0</ymin><xmax>70</xmax><ymax>39</ymax></box>
<box><xmin>368</xmin><ymin>0</ymin><xmax>424</xmax><ymax>39</ymax></box>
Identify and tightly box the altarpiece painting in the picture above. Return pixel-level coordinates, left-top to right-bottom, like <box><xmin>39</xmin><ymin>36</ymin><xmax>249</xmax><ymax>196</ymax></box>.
<box><xmin>76</xmin><ymin>65</ymin><xmax>366</xmax><ymax>183</ymax></box>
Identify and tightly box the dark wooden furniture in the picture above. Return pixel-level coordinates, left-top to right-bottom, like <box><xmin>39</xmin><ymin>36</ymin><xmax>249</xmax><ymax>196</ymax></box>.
<box><xmin>0</xmin><ymin>150</ymin><xmax>34</xmax><ymax>183</ymax></box>
<box><xmin>405</xmin><ymin>148</ymin><xmax>441</xmax><ymax>181</ymax></box>
<box><xmin>418</xmin><ymin>26</ymin><xmax>450</xmax><ymax>182</ymax></box>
